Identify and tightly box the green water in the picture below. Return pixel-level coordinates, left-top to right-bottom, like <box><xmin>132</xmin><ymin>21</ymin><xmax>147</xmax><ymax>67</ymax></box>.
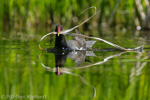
<box><xmin>0</xmin><ymin>29</ymin><xmax>150</xmax><ymax>100</ymax></box>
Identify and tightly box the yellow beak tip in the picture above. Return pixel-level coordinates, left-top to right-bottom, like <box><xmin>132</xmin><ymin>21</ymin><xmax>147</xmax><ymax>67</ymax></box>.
<box><xmin>58</xmin><ymin>33</ymin><xmax>60</xmax><ymax>36</ymax></box>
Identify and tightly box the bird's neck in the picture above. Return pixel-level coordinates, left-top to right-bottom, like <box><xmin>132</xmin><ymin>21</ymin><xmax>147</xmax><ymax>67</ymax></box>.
<box><xmin>55</xmin><ymin>34</ymin><xmax>68</xmax><ymax>49</ymax></box>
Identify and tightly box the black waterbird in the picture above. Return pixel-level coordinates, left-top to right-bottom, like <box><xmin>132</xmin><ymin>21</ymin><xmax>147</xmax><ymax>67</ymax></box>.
<box><xmin>54</xmin><ymin>25</ymin><xmax>96</xmax><ymax>50</ymax></box>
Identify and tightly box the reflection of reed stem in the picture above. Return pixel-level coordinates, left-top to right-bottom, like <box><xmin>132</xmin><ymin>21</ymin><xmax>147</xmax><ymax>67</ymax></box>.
<box><xmin>38</xmin><ymin>52</ymin><xmax>96</xmax><ymax>97</ymax></box>
<box><xmin>39</xmin><ymin>50</ymin><xmax>142</xmax><ymax>98</ymax></box>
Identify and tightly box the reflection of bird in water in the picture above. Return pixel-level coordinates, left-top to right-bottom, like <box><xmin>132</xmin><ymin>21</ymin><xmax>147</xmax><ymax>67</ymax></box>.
<box><xmin>39</xmin><ymin>50</ymin><xmax>139</xmax><ymax>98</ymax></box>
<box><xmin>67</xmin><ymin>51</ymin><xmax>86</xmax><ymax>67</ymax></box>
<box><xmin>54</xmin><ymin>51</ymin><xmax>68</xmax><ymax>75</ymax></box>
<box><xmin>47</xmin><ymin>49</ymin><xmax>95</xmax><ymax>75</ymax></box>
<box><xmin>39</xmin><ymin>50</ymin><xmax>97</xmax><ymax>98</ymax></box>
<box><xmin>55</xmin><ymin>25</ymin><xmax>96</xmax><ymax>50</ymax></box>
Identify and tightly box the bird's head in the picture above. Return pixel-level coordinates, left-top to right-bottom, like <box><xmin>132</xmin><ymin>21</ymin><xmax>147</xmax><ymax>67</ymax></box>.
<box><xmin>55</xmin><ymin>25</ymin><xmax>63</xmax><ymax>36</ymax></box>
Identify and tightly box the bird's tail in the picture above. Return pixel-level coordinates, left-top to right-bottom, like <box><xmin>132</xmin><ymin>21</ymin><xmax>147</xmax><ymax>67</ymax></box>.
<box><xmin>86</xmin><ymin>41</ymin><xmax>96</xmax><ymax>48</ymax></box>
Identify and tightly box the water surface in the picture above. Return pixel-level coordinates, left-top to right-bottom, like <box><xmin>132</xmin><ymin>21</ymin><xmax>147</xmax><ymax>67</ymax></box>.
<box><xmin>0</xmin><ymin>29</ymin><xmax>150</xmax><ymax>100</ymax></box>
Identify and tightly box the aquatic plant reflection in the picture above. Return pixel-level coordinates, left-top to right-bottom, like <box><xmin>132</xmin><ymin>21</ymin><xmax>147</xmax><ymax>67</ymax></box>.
<box><xmin>39</xmin><ymin>48</ymin><xmax>143</xmax><ymax>98</ymax></box>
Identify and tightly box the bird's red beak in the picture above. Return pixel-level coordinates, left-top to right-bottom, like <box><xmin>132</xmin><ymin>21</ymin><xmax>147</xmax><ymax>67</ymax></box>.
<box><xmin>57</xmin><ymin>27</ymin><xmax>61</xmax><ymax>36</ymax></box>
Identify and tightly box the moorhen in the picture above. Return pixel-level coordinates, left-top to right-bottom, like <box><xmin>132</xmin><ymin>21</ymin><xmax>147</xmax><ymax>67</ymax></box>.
<box><xmin>55</xmin><ymin>25</ymin><xmax>96</xmax><ymax>50</ymax></box>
